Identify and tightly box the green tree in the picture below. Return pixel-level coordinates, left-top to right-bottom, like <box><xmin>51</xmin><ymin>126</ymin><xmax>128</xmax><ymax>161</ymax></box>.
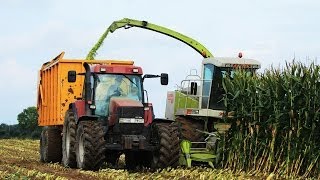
<box><xmin>17</xmin><ymin>106</ymin><xmax>39</xmax><ymax>133</ymax></box>
<box><xmin>0</xmin><ymin>123</ymin><xmax>9</xmax><ymax>138</ymax></box>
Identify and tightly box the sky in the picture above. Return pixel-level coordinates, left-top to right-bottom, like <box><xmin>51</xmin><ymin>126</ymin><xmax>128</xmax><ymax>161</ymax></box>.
<box><xmin>0</xmin><ymin>0</ymin><xmax>319</xmax><ymax>124</ymax></box>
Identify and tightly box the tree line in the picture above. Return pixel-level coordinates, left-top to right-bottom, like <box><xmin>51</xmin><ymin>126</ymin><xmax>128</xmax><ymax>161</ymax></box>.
<box><xmin>0</xmin><ymin>106</ymin><xmax>41</xmax><ymax>139</ymax></box>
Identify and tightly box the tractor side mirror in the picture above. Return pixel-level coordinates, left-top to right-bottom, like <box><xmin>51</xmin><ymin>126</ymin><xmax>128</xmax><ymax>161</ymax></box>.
<box><xmin>160</xmin><ymin>73</ymin><xmax>168</xmax><ymax>85</ymax></box>
<box><xmin>68</xmin><ymin>71</ymin><xmax>77</xmax><ymax>82</ymax></box>
<box><xmin>190</xmin><ymin>82</ymin><xmax>197</xmax><ymax>95</ymax></box>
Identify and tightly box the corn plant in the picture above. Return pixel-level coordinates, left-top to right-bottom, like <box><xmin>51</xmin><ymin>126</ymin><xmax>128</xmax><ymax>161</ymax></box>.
<box><xmin>221</xmin><ymin>61</ymin><xmax>320</xmax><ymax>178</ymax></box>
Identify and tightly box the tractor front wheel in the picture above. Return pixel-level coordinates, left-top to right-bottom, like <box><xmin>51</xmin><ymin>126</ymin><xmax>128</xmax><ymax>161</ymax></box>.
<box><xmin>150</xmin><ymin>123</ymin><xmax>180</xmax><ymax>169</ymax></box>
<box><xmin>76</xmin><ymin>121</ymin><xmax>106</xmax><ymax>170</ymax></box>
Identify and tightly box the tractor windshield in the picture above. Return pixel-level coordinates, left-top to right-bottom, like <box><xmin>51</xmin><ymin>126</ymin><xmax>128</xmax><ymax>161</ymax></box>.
<box><xmin>94</xmin><ymin>74</ymin><xmax>143</xmax><ymax>116</ymax></box>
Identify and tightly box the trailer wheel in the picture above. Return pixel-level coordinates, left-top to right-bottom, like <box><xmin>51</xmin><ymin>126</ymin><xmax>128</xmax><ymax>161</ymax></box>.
<box><xmin>150</xmin><ymin>123</ymin><xmax>180</xmax><ymax>168</ymax></box>
<box><xmin>175</xmin><ymin>116</ymin><xmax>205</xmax><ymax>142</ymax></box>
<box><xmin>39</xmin><ymin>127</ymin><xmax>62</xmax><ymax>163</ymax></box>
<box><xmin>76</xmin><ymin>121</ymin><xmax>106</xmax><ymax>170</ymax></box>
<box><xmin>62</xmin><ymin>110</ymin><xmax>77</xmax><ymax>168</ymax></box>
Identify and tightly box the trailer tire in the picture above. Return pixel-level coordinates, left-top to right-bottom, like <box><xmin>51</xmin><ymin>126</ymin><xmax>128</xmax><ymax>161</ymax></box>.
<box><xmin>76</xmin><ymin>121</ymin><xmax>106</xmax><ymax>170</ymax></box>
<box><xmin>175</xmin><ymin>116</ymin><xmax>205</xmax><ymax>142</ymax></box>
<box><xmin>150</xmin><ymin>123</ymin><xmax>180</xmax><ymax>169</ymax></box>
<box><xmin>40</xmin><ymin>127</ymin><xmax>62</xmax><ymax>163</ymax></box>
<box><xmin>62</xmin><ymin>110</ymin><xmax>77</xmax><ymax>168</ymax></box>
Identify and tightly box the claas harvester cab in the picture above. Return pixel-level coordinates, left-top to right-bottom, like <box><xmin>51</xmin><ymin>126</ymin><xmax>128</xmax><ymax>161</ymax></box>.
<box><xmin>37</xmin><ymin>52</ymin><xmax>179</xmax><ymax>170</ymax></box>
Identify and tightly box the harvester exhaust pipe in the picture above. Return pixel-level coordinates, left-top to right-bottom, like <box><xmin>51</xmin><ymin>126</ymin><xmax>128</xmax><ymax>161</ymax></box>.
<box><xmin>83</xmin><ymin>62</ymin><xmax>92</xmax><ymax>116</ymax></box>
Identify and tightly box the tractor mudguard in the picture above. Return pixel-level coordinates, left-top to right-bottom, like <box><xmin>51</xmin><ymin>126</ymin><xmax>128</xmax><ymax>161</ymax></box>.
<box><xmin>77</xmin><ymin>115</ymin><xmax>99</xmax><ymax>124</ymax></box>
<box><xmin>69</xmin><ymin>101</ymin><xmax>99</xmax><ymax>124</ymax></box>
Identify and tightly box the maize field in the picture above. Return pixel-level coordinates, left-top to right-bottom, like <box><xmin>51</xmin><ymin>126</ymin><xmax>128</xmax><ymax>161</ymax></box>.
<box><xmin>0</xmin><ymin>139</ymin><xmax>273</xmax><ymax>180</ymax></box>
<box><xmin>1</xmin><ymin>62</ymin><xmax>320</xmax><ymax>179</ymax></box>
<box><xmin>221</xmin><ymin>61</ymin><xmax>320</xmax><ymax>179</ymax></box>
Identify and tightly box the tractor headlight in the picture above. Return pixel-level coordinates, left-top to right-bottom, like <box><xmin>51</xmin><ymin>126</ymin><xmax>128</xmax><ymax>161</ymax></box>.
<box><xmin>119</xmin><ymin>118</ymin><xmax>144</xmax><ymax>123</ymax></box>
<box><xmin>89</xmin><ymin>105</ymin><xmax>96</xmax><ymax>109</ymax></box>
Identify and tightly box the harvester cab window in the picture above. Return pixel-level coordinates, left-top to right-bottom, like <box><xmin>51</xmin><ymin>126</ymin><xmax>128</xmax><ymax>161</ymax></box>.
<box><xmin>209</xmin><ymin>67</ymin><xmax>224</xmax><ymax>109</ymax></box>
<box><xmin>201</xmin><ymin>64</ymin><xmax>227</xmax><ymax>110</ymax></box>
<box><xmin>201</xmin><ymin>64</ymin><xmax>214</xmax><ymax>108</ymax></box>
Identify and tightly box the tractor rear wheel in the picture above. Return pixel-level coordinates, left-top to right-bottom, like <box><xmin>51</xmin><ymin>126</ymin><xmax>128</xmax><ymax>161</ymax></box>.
<box><xmin>76</xmin><ymin>121</ymin><xmax>106</xmax><ymax>170</ymax></box>
<box><xmin>40</xmin><ymin>126</ymin><xmax>62</xmax><ymax>163</ymax></box>
<box><xmin>175</xmin><ymin>116</ymin><xmax>205</xmax><ymax>142</ymax></box>
<box><xmin>150</xmin><ymin>123</ymin><xmax>180</xmax><ymax>169</ymax></box>
<box><xmin>62</xmin><ymin>110</ymin><xmax>77</xmax><ymax>168</ymax></box>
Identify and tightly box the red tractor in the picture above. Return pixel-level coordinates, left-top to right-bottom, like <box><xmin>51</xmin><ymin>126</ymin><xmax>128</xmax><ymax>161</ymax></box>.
<box><xmin>38</xmin><ymin>55</ymin><xmax>180</xmax><ymax>170</ymax></box>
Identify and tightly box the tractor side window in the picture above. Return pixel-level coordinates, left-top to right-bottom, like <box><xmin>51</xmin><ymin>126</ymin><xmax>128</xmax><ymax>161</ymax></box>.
<box><xmin>95</xmin><ymin>75</ymin><xmax>114</xmax><ymax>116</ymax></box>
<box><xmin>126</xmin><ymin>77</ymin><xmax>142</xmax><ymax>101</ymax></box>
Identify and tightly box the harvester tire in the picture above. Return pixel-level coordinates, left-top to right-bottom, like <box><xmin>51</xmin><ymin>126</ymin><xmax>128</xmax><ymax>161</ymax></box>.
<box><xmin>76</xmin><ymin>121</ymin><xmax>106</xmax><ymax>170</ymax></box>
<box><xmin>175</xmin><ymin>116</ymin><xmax>205</xmax><ymax>142</ymax></box>
<box><xmin>40</xmin><ymin>126</ymin><xmax>62</xmax><ymax>163</ymax></box>
<box><xmin>62</xmin><ymin>110</ymin><xmax>77</xmax><ymax>168</ymax></box>
<box><xmin>150</xmin><ymin>123</ymin><xmax>180</xmax><ymax>169</ymax></box>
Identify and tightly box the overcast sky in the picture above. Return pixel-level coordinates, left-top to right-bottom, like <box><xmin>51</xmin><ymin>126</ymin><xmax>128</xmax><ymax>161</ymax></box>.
<box><xmin>1</xmin><ymin>0</ymin><xmax>319</xmax><ymax>124</ymax></box>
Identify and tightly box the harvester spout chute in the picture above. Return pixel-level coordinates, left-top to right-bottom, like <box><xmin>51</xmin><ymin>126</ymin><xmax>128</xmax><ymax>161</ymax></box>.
<box><xmin>86</xmin><ymin>18</ymin><xmax>213</xmax><ymax>60</ymax></box>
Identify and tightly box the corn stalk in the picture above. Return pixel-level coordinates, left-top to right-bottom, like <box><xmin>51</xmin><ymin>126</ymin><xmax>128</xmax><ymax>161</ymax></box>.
<box><xmin>220</xmin><ymin>62</ymin><xmax>320</xmax><ymax>178</ymax></box>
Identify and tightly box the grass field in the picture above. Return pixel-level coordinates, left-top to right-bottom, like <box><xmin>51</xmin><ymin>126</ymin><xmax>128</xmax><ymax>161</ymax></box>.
<box><xmin>0</xmin><ymin>139</ymin><xmax>277</xmax><ymax>180</ymax></box>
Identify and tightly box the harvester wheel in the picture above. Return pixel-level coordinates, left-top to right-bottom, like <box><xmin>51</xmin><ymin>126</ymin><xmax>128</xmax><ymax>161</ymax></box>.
<box><xmin>40</xmin><ymin>126</ymin><xmax>62</xmax><ymax>163</ymax></box>
<box><xmin>62</xmin><ymin>110</ymin><xmax>77</xmax><ymax>168</ymax></box>
<box><xmin>76</xmin><ymin>121</ymin><xmax>106</xmax><ymax>170</ymax></box>
<box><xmin>150</xmin><ymin>123</ymin><xmax>180</xmax><ymax>168</ymax></box>
<box><xmin>175</xmin><ymin>116</ymin><xmax>205</xmax><ymax>142</ymax></box>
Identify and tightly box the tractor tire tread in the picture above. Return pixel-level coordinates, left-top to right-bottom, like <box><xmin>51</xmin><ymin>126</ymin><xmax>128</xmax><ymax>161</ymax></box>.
<box><xmin>62</xmin><ymin>110</ymin><xmax>77</xmax><ymax>168</ymax></box>
<box><xmin>76</xmin><ymin>121</ymin><xmax>106</xmax><ymax>170</ymax></box>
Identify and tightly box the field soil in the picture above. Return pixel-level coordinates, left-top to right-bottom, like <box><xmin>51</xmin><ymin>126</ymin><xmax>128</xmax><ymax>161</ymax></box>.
<box><xmin>0</xmin><ymin>139</ymin><xmax>270</xmax><ymax>180</ymax></box>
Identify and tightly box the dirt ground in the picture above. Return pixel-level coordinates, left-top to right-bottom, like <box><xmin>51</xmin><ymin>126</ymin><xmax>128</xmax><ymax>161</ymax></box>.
<box><xmin>0</xmin><ymin>139</ymin><xmax>267</xmax><ymax>180</ymax></box>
